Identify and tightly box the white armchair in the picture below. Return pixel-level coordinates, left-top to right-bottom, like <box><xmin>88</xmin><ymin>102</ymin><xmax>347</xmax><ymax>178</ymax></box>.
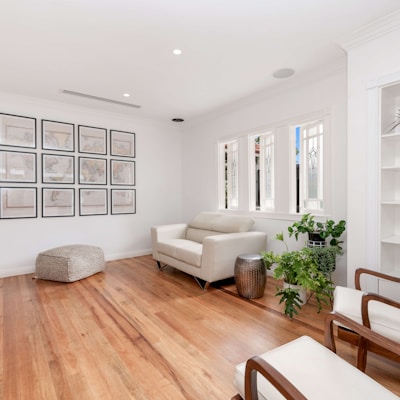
<box><xmin>151</xmin><ymin>212</ymin><xmax>267</xmax><ymax>290</ymax></box>
<box><xmin>332</xmin><ymin>268</ymin><xmax>400</xmax><ymax>371</ymax></box>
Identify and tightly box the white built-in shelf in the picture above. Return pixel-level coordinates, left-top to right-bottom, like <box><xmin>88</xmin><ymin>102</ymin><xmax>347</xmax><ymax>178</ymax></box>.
<box><xmin>381</xmin><ymin>131</ymin><xmax>400</xmax><ymax>139</ymax></box>
<box><xmin>381</xmin><ymin>235</ymin><xmax>400</xmax><ymax>245</ymax></box>
<box><xmin>381</xmin><ymin>166</ymin><xmax>400</xmax><ymax>171</ymax></box>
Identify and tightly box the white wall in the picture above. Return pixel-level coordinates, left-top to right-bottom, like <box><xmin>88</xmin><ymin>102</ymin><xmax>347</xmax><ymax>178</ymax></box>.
<box><xmin>0</xmin><ymin>92</ymin><xmax>184</xmax><ymax>277</ymax></box>
<box><xmin>182</xmin><ymin>59</ymin><xmax>348</xmax><ymax>285</ymax></box>
<box><xmin>0</xmin><ymin>54</ymin><xmax>349</xmax><ymax>283</ymax></box>
<box><xmin>345</xmin><ymin>14</ymin><xmax>400</xmax><ymax>287</ymax></box>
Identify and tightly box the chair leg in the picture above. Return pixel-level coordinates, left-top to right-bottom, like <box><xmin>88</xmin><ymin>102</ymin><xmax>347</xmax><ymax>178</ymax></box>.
<box><xmin>357</xmin><ymin>337</ymin><xmax>368</xmax><ymax>372</ymax></box>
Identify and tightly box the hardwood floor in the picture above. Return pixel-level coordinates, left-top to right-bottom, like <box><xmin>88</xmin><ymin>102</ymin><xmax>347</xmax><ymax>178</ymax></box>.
<box><xmin>1</xmin><ymin>255</ymin><xmax>399</xmax><ymax>399</ymax></box>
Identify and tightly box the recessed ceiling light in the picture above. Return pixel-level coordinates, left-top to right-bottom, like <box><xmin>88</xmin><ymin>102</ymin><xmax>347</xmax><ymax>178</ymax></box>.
<box><xmin>123</xmin><ymin>93</ymin><xmax>130</xmax><ymax>97</ymax></box>
<box><xmin>272</xmin><ymin>68</ymin><xmax>295</xmax><ymax>79</ymax></box>
<box><xmin>172</xmin><ymin>49</ymin><xmax>182</xmax><ymax>56</ymax></box>
<box><xmin>172</xmin><ymin>118</ymin><xmax>184</xmax><ymax>122</ymax></box>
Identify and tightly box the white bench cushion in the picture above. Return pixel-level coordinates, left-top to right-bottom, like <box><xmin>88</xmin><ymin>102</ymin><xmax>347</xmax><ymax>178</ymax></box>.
<box><xmin>233</xmin><ymin>336</ymin><xmax>399</xmax><ymax>400</ymax></box>
<box><xmin>334</xmin><ymin>286</ymin><xmax>400</xmax><ymax>342</ymax></box>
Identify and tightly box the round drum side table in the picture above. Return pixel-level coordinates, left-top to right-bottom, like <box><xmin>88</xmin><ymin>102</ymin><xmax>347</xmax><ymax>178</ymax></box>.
<box><xmin>234</xmin><ymin>253</ymin><xmax>266</xmax><ymax>299</ymax></box>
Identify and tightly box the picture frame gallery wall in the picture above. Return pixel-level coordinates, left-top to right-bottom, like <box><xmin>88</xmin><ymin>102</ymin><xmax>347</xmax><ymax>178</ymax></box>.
<box><xmin>0</xmin><ymin>112</ymin><xmax>136</xmax><ymax>219</ymax></box>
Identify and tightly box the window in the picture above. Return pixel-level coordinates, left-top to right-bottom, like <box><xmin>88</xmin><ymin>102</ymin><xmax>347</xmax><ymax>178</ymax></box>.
<box><xmin>250</xmin><ymin>131</ymin><xmax>274</xmax><ymax>211</ymax></box>
<box><xmin>295</xmin><ymin>120</ymin><xmax>324</xmax><ymax>213</ymax></box>
<box><xmin>218</xmin><ymin>140</ymin><xmax>238</xmax><ymax>209</ymax></box>
<box><xmin>217</xmin><ymin>113</ymin><xmax>327</xmax><ymax>215</ymax></box>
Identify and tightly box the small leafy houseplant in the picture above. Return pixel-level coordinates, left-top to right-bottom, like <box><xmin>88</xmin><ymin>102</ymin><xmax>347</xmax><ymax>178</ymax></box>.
<box><xmin>287</xmin><ymin>213</ymin><xmax>346</xmax><ymax>275</ymax></box>
<box><xmin>261</xmin><ymin>233</ymin><xmax>333</xmax><ymax>318</ymax></box>
<box><xmin>287</xmin><ymin>213</ymin><xmax>346</xmax><ymax>250</ymax></box>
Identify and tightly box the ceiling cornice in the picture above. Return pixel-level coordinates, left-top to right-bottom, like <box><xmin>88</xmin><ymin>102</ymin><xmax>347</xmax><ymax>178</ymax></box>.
<box><xmin>338</xmin><ymin>9</ymin><xmax>400</xmax><ymax>51</ymax></box>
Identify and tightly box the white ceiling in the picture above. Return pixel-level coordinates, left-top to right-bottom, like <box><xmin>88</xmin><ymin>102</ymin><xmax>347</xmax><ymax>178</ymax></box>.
<box><xmin>1</xmin><ymin>0</ymin><xmax>399</xmax><ymax>122</ymax></box>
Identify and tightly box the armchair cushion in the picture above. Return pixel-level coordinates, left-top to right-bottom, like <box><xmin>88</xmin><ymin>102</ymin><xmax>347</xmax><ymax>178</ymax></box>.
<box><xmin>188</xmin><ymin>211</ymin><xmax>254</xmax><ymax>233</ymax></box>
<box><xmin>333</xmin><ymin>286</ymin><xmax>366</xmax><ymax>325</ymax></box>
<box><xmin>186</xmin><ymin>212</ymin><xmax>255</xmax><ymax>243</ymax></box>
<box><xmin>156</xmin><ymin>239</ymin><xmax>203</xmax><ymax>267</ymax></box>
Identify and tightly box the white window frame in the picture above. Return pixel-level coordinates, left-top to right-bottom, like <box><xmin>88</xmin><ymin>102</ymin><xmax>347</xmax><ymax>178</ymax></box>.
<box><xmin>294</xmin><ymin>119</ymin><xmax>325</xmax><ymax>214</ymax></box>
<box><xmin>249</xmin><ymin>131</ymin><xmax>274</xmax><ymax>211</ymax></box>
<box><xmin>218</xmin><ymin>139</ymin><xmax>239</xmax><ymax>210</ymax></box>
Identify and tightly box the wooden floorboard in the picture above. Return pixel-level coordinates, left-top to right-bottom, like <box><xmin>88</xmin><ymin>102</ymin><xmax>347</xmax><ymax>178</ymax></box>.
<box><xmin>0</xmin><ymin>255</ymin><xmax>399</xmax><ymax>399</ymax></box>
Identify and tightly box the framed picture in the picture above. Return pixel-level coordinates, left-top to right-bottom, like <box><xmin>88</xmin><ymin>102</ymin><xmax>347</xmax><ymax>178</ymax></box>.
<box><xmin>0</xmin><ymin>187</ymin><xmax>37</xmax><ymax>219</ymax></box>
<box><xmin>110</xmin><ymin>159</ymin><xmax>135</xmax><ymax>185</ymax></box>
<box><xmin>79</xmin><ymin>157</ymin><xmax>107</xmax><ymax>184</ymax></box>
<box><xmin>79</xmin><ymin>188</ymin><xmax>108</xmax><ymax>216</ymax></box>
<box><xmin>42</xmin><ymin>120</ymin><xmax>74</xmax><ymax>152</ymax></box>
<box><xmin>110</xmin><ymin>130</ymin><xmax>135</xmax><ymax>157</ymax></box>
<box><xmin>42</xmin><ymin>153</ymin><xmax>74</xmax><ymax>184</ymax></box>
<box><xmin>111</xmin><ymin>189</ymin><xmax>136</xmax><ymax>215</ymax></box>
<box><xmin>78</xmin><ymin>125</ymin><xmax>107</xmax><ymax>155</ymax></box>
<box><xmin>0</xmin><ymin>113</ymin><xmax>36</xmax><ymax>149</ymax></box>
<box><xmin>42</xmin><ymin>188</ymin><xmax>75</xmax><ymax>217</ymax></box>
<box><xmin>0</xmin><ymin>150</ymin><xmax>36</xmax><ymax>183</ymax></box>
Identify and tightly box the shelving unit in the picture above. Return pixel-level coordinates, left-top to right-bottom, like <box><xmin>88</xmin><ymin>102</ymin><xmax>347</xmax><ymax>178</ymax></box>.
<box><xmin>380</xmin><ymin>81</ymin><xmax>400</xmax><ymax>278</ymax></box>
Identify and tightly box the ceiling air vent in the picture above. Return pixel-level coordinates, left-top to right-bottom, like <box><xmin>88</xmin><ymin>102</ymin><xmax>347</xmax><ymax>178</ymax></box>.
<box><xmin>61</xmin><ymin>90</ymin><xmax>141</xmax><ymax>109</ymax></box>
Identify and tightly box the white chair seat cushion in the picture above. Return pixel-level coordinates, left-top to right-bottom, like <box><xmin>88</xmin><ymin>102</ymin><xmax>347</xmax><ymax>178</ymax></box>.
<box><xmin>334</xmin><ymin>286</ymin><xmax>400</xmax><ymax>342</ymax></box>
<box><xmin>157</xmin><ymin>239</ymin><xmax>202</xmax><ymax>267</ymax></box>
<box><xmin>233</xmin><ymin>336</ymin><xmax>399</xmax><ymax>400</ymax></box>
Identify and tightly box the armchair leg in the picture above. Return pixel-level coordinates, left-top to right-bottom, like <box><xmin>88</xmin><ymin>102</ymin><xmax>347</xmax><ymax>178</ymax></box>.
<box><xmin>193</xmin><ymin>276</ymin><xmax>211</xmax><ymax>291</ymax></box>
<box><xmin>357</xmin><ymin>337</ymin><xmax>368</xmax><ymax>372</ymax></box>
<box><xmin>156</xmin><ymin>261</ymin><xmax>168</xmax><ymax>270</ymax></box>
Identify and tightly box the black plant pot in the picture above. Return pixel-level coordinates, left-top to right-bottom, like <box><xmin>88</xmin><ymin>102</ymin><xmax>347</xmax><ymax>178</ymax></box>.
<box><xmin>308</xmin><ymin>232</ymin><xmax>325</xmax><ymax>244</ymax></box>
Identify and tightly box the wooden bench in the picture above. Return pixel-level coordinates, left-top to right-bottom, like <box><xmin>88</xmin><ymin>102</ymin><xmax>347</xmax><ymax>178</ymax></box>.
<box><xmin>232</xmin><ymin>312</ymin><xmax>400</xmax><ymax>400</ymax></box>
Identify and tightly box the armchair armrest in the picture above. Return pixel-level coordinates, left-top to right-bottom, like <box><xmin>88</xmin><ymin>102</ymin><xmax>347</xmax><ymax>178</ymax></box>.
<box><xmin>151</xmin><ymin>223</ymin><xmax>188</xmax><ymax>241</ymax></box>
<box><xmin>201</xmin><ymin>231</ymin><xmax>267</xmax><ymax>282</ymax></box>
<box><xmin>151</xmin><ymin>224</ymin><xmax>188</xmax><ymax>259</ymax></box>
<box><xmin>355</xmin><ymin>268</ymin><xmax>400</xmax><ymax>290</ymax></box>
<box><xmin>324</xmin><ymin>311</ymin><xmax>400</xmax><ymax>361</ymax></box>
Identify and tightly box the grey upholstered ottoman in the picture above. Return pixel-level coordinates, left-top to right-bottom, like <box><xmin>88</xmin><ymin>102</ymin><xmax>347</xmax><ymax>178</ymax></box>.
<box><xmin>35</xmin><ymin>244</ymin><xmax>105</xmax><ymax>282</ymax></box>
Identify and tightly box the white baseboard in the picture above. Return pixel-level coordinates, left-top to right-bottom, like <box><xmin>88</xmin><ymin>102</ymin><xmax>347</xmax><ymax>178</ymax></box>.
<box><xmin>0</xmin><ymin>265</ymin><xmax>36</xmax><ymax>278</ymax></box>
<box><xmin>105</xmin><ymin>249</ymin><xmax>152</xmax><ymax>261</ymax></box>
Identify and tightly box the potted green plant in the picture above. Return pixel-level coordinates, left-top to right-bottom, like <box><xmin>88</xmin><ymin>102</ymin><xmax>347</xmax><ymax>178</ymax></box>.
<box><xmin>287</xmin><ymin>213</ymin><xmax>346</xmax><ymax>249</ymax></box>
<box><xmin>261</xmin><ymin>233</ymin><xmax>333</xmax><ymax>318</ymax></box>
<box><xmin>309</xmin><ymin>245</ymin><xmax>341</xmax><ymax>276</ymax></box>
<box><xmin>287</xmin><ymin>213</ymin><xmax>346</xmax><ymax>276</ymax></box>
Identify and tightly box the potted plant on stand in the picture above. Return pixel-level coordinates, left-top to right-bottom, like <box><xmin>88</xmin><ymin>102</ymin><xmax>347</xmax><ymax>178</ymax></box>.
<box><xmin>287</xmin><ymin>213</ymin><xmax>346</xmax><ymax>276</ymax></box>
<box><xmin>287</xmin><ymin>213</ymin><xmax>346</xmax><ymax>249</ymax></box>
<box><xmin>261</xmin><ymin>233</ymin><xmax>333</xmax><ymax>318</ymax></box>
